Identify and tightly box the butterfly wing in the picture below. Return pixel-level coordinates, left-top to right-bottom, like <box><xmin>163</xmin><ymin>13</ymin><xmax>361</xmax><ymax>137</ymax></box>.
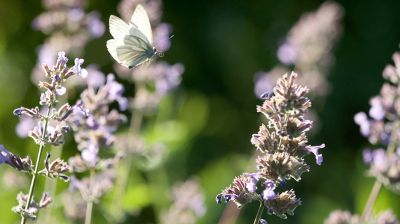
<box><xmin>130</xmin><ymin>4</ymin><xmax>153</xmax><ymax>44</ymax></box>
<box><xmin>116</xmin><ymin>35</ymin><xmax>152</xmax><ymax>68</ymax></box>
<box><xmin>109</xmin><ymin>15</ymin><xmax>130</xmax><ymax>40</ymax></box>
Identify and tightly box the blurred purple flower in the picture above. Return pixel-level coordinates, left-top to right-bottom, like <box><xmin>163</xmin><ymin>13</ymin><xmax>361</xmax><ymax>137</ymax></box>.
<box><xmin>369</xmin><ymin>97</ymin><xmax>385</xmax><ymax>120</ymax></box>
<box><xmin>86</xmin><ymin>12</ymin><xmax>105</xmax><ymax>38</ymax></box>
<box><xmin>16</xmin><ymin>116</ymin><xmax>35</xmax><ymax>138</ymax></box>
<box><xmin>277</xmin><ymin>41</ymin><xmax>296</xmax><ymax>65</ymax></box>
<box><xmin>72</xmin><ymin>58</ymin><xmax>88</xmax><ymax>78</ymax></box>
<box><xmin>106</xmin><ymin>74</ymin><xmax>128</xmax><ymax>111</ymax></box>
<box><xmin>68</xmin><ymin>8</ymin><xmax>85</xmax><ymax>22</ymax></box>
<box><xmin>154</xmin><ymin>23</ymin><xmax>172</xmax><ymax>52</ymax></box>
<box><xmin>354</xmin><ymin>112</ymin><xmax>370</xmax><ymax>137</ymax></box>
<box><xmin>86</xmin><ymin>65</ymin><xmax>106</xmax><ymax>88</ymax></box>
<box><xmin>155</xmin><ymin>63</ymin><xmax>184</xmax><ymax>95</ymax></box>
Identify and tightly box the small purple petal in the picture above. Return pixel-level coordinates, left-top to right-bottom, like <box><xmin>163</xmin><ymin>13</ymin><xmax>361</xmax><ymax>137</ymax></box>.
<box><xmin>0</xmin><ymin>145</ymin><xmax>12</xmax><ymax>164</ymax></box>
<box><xmin>363</xmin><ymin>149</ymin><xmax>374</xmax><ymax>164</ymax></box>
<box><xmin>73</xmin><ymin>58</ymin><xmax>88</xmax><ymax>78</ymax></box>
<box><xmin>86</xmin><ymin>12</ymin><xmax>105</xmax><ymax>38</ymax></box>
<box><xmin>56</xmin><ymin>86</ymin><xmax>66</xmax><ymax>96</ymax></box>
<box><xmin>306</xmin><ymin>144</ymin><xmax>325</xmax><ymax>165</ymax></box>
<box><xmin>56</xmin><ymin>51</ymin><xmax>68</xmax><ymax>65</ymax></box>
<box><xmin>369</xmin><ymin>97</ymin><xmax>385</xmax><ymax>120</ymax></box>
<box><xmin>16</xmin><ymin>116</ymin><xmax>35</xmax><ymax>138</ymax></box>
<box><xmin>354</xmin><ymin>112</ymin><xmax>370</xmax><ymax>136</ymax></box>
<box><xmin>262</xmin><ymin>180</ymin><xmax>276</xmax><ymax>200</ymax></box>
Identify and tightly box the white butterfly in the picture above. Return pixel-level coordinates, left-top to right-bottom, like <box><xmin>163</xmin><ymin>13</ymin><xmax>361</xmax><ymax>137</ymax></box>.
<box><xmin>107</xmin><ymin>4</ymin><xmax>157</xmax><ymax>69</ymax></box>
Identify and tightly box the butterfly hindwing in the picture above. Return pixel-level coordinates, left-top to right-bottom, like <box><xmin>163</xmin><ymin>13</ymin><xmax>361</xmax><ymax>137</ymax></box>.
<box><xmin>106</xmin><ymin>39</ymin><xmax>121</xmax><ymax>63</ymax></box>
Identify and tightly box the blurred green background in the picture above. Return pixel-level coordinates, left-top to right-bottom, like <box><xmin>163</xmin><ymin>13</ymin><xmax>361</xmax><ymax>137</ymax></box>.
<box><xmin>1</xmin><ymin>0</ymin><xmax>400</xmax><ymax>223</ymax></box>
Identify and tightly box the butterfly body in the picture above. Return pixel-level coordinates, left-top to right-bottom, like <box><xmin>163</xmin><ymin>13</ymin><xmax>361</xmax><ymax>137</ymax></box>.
<box><xmin>107</xmin><ymin>4</ymin><xmax>157</xmax><ymax>69</ymax></box>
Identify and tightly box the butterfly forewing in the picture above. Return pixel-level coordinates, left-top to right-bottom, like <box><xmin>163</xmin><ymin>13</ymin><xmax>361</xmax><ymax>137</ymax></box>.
<box><xmin>130</xmin><ymin>5</ymin><xmax>153</xmax><ymax>44</ymax></box>
<box><xmin>109</xmin><ymin>15</ymin><xmax>130</xmax><ymax>40</ymax></box>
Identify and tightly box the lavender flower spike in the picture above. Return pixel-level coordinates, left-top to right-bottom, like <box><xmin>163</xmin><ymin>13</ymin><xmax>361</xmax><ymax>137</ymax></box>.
<box><xmin>218</xmin><ymin>72</ymin><xmax>324</xmax><ymax>222</ymax></box>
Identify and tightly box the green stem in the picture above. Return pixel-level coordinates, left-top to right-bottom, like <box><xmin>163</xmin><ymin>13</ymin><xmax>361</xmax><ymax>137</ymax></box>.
<box><xmin>21</xmin><ymin>105</ymin><xmax>52</xmax><ymax>224</ymax></box>
<box><xmin>85</xmin><ymin>169</ymin><xmax>96</xmax><ymax>224</ymax></box>
<box><xmin>110</xmin><ymin>111</ymin><xmax>143</xmax><ymax>219</ymax></box>
<box><xmin>37</xmin><ymin>145</ymin><xmax>61</xmax><ymax>224</ymax></box>
<box><xmin>360</xmin><ymin>121</ymin><xmax>400</xmax><ymax>221</ymax></box>
<box><xmin>253</xmin><ymin>200</ymin><xmax>265</xmax><ymax>224</ymax></box>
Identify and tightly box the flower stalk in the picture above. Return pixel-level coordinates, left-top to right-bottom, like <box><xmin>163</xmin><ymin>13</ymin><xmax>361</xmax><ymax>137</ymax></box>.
<box><xmin>21</xmin><ymin>106</ymin><xmax>52</xmax><ymax>224</ymax></box>
<box><xmin>253</xmin><ymin>201</ymin><xmax>265</xmax><ymax>224</ymax></box>
<box><xmin>84</xmin><ymin>169</ymin><xmax>96</xmax><ymax>224</ymax></box>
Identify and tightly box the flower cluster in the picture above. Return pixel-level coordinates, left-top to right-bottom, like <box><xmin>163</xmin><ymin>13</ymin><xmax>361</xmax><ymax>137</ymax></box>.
<box><xmin>68</xmin><ymin>74</ymin><xmax>127</xmax><ymax>166</ymax></box>
<box><xmin>14</xmin><ymin>52</ymin><xmax>86</xmax><ymax>146</ymax></box>
<box><xmin>160</xmin><ymin>178</ymin><xmax>207</xmax><ymax>224</ymax></box>
<box><xmin>217</xmin><ymin>72</ymin><xmax>325</xmax><ymax>221</ymax></box>
<box><xmin>255</xmin><ymin>1</ymin><xmax>343</xmax><ymax>98</ymax></box>
<box><xmin>8</xmin><ymin>52</ymin><xmax>87</xmax><ymax>221</ymax></box>
<box><xmin>354</xmin><ymin>52</ymin><xmax>400</xmax><ymax>193</ymax></box>
<box><xmin>324</xmin><ymin>210</ymin><xmax>399</xmax><ymax>224</ymax></box>
<box><xmin>65</xmin><ymin>71</ymin><xmax>127</xmax><ymax>208</ymax></box>
<box><xmin>122</xmin><ymin>61</ymin><xmax>184</xmax><ymax>112</ymax></box>
<box><xmin>32</xmin><ymin>0</ymin><xmax>104</xmax><ymax>84</ymax></box>
<box><xmin>12</xmin><ymin>192</ymin><xmax>53</xmax><ymax>220</ymax></box>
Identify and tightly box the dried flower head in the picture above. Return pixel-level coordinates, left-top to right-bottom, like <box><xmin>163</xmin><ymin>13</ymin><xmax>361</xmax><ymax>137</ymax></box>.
<box><xmin>217</xmin><ymin>174</ymin><xmax>261</xmax><ymax>208</ymax></box>
<box><xmin>12</xmin><ymin>192</ymin><xmax>53</xmax><ymax>220</ymax></box>
<box><xmin>217</xmin><ymin>72</ymin><xmax>324</xmax><ymax>221</ymax></box>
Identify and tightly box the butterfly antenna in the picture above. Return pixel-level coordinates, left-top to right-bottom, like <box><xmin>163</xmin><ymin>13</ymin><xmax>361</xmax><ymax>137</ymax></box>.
<box><xmin>169</xmin><ymin>34</ymin><xmax>174</xmax><ymax>39</ymax></box>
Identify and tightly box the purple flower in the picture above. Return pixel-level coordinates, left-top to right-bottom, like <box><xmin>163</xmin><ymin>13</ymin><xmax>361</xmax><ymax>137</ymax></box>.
<box><xmin>0</xmin><ymin>145</ymin><xmax>31</xmax><ymax>171</ymax></box>
<box><xmin>86</xmin><ymin>12</ymin><xmax>105</xmax><ymax>38</ymax></box>
<box><xmin>154</xmin><ymin>23</ymin><xmax>172</xmax><ymax>52</ymax></box>
<box><xmin>305</xmin><ymin>144</ymin><xmax>325</xmax><ymax>165</ymax></box>
<box><xmin>155</xmin><ymin>63</ymin><xmax>184</xmax><ymax>95</ymax></box>
<box><xmin>363</xmin><ymin>149</ymin><xmax>374</xmax><ymax>164</ymax></box>
<box><xmin>72</xmin><ymin>58</ymin><xmax>88</xmax><ymax>78</ymax></box>
<box><xmin>68</xmin><ymin>8</ymin><xmax>85</xmax><ymax>22</ymax></box>
<box><xmin>354</xmin><ymin>112</ymin><xmax>371</xmax><ymax>136</ymax></box>
<box><xmin>0</xmin><ymin>145</ymin><xmax>13</xmax><ymax>164</ymax></box>
<box><xmin>81</xmin><ymin>147</ymin><xmax>99</xmax><ymax>167</ymax></box>
<box><xmin>56</xmin><ymin>86</ymin><xmax>67</xmax><ymax>96</ymax></box>
<box><xmin>370</xmin><ymin>149</ymin><xmax>388</xmax><ymax>172</ymax></box>
<box><xmin>106</xmin><ymin>74</ymin><xmax>128</xmax><ymax>111</ymax></box>
<box><xmin>16</xmin><ymin>116</ymin><xmax>35</xmax><ymax>138</ymax></box>
<box><xmin>369</xmin><ymin>97</ymin><xmax>385</xmax><ymax>120</ymax></box>
<box><xmin>244</xmin><ymin>173</ymin><xmax>259</xmax><ymax>193</ymax></box>
<box><xmin>262</xmin><ymin>179</ymin><xmax>276</xmax><ymax>200</ymax></box>
<box><xmin>86</xmin><ymin>65</ymin><xmax>106</xmax><ymax>88</ymax></box>
<box><xmin>56</xmin><ymin>51</ymin><xmax>68</xmax><ymax>66</ymax></box>
<box><xmin>277</xmin><ymin>41</ymin><xmax>296</xmax><ymax>65</ymax></box>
